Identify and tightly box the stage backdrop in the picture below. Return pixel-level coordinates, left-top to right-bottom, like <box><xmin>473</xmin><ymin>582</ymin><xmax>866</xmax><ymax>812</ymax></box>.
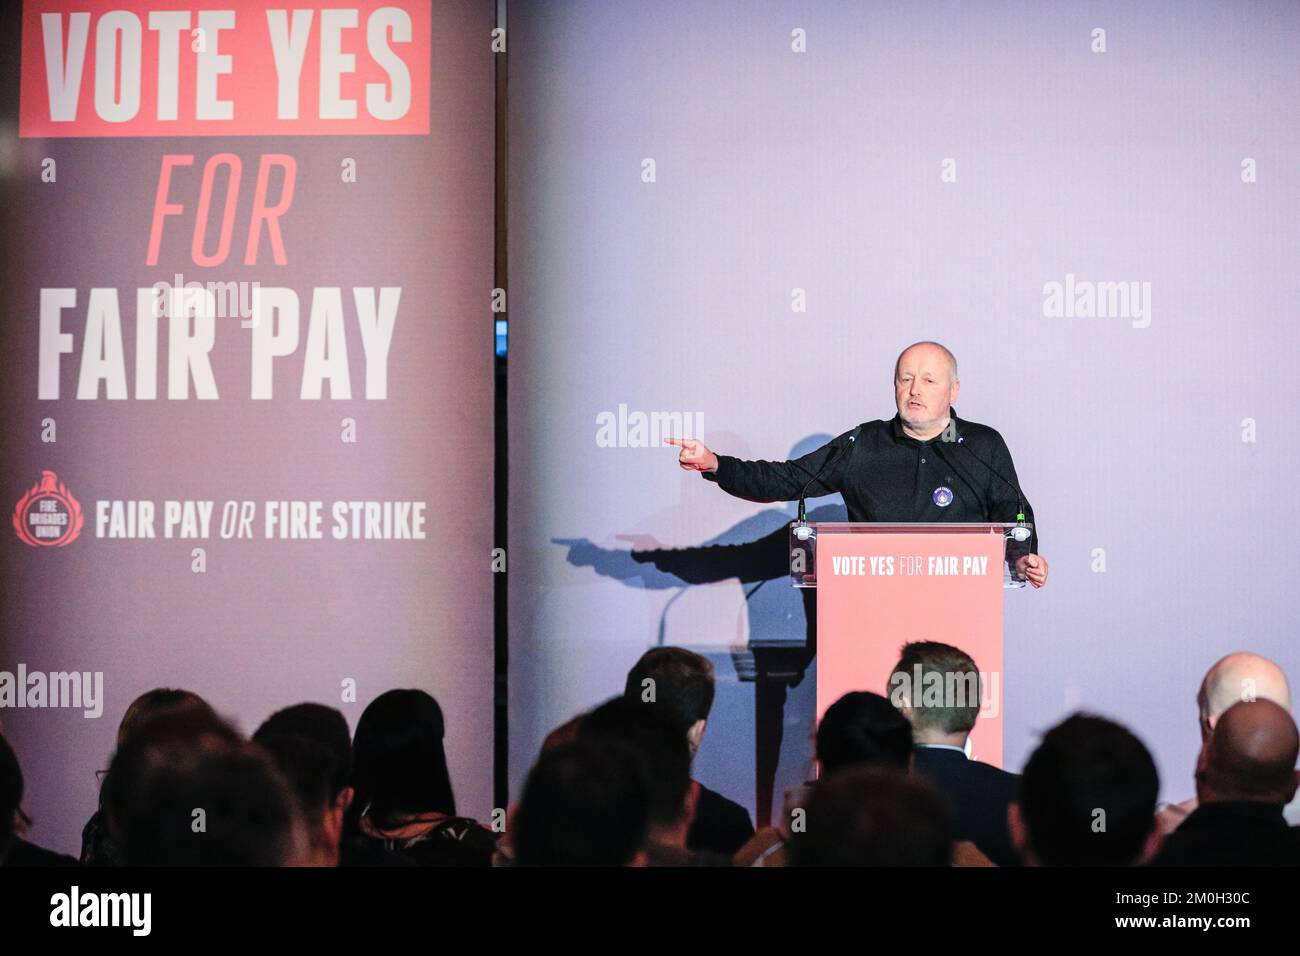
<box><xmin>0</xmin><ymin>0</ymin><xmax>496</xmax><ymax>854</ymax></box>
<box><xmin>507</xmin><ymin>0</ymin><xmax>1300</xmax><ymax>824</ymax></box>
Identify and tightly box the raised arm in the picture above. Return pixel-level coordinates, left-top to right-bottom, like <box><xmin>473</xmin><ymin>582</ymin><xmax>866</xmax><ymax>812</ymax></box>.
<box><xmin>665</xmin><ymin>432</ymin><xmax>855</xmax><ymax>504</ymax></box>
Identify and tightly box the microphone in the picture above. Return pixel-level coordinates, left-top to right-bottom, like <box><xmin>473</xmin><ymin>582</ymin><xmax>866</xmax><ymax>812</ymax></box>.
<box><xmin>939</xmin><ymin>425</ymin><xmax>1032</xmax><ymax>542</ymax></box>
<box><xmin>794</xmin><ymin>428</ymin><xmax>860</xmax><ymax>536</ymax></box>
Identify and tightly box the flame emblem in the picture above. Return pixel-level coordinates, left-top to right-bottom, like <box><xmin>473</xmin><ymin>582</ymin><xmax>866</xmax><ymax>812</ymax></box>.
<box><xmin>12</xmin><ymin>470</ymin><xmax>84</xmax><ymax>547</ymax></box>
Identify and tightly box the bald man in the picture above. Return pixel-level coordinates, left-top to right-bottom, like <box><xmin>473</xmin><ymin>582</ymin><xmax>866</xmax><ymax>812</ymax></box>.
<box><xmin>1156</xmin><ymin>652</ymin><xmax>1297</xmax><ymax>834</ymax></box>
<box><xmin>1197</xmin><ymin>652</ymin><xmax>1292</xmax><ymax>740</ymax></box>
<box><xmin>667</xmin><ymin>341</ymin><xmax>1047</xmax><ymax>585</ymax></box>
<box><xmin>1148</xmin><ymin>699</ymin><xmax>1300</xmax><ymax>866</ymax></box>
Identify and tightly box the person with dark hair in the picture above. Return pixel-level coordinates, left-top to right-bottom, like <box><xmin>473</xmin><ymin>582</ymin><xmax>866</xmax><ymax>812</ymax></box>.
<box><xmin>348</xmin><ymin>689</ymin><xmax>496</xmax><ymax>866</ymax></box>
<box><xmin>788</xmin><ymin>767</ymin><xmax>954</xmax><ymax>867</ymax></box>
<box><xmin>103</xmin><ymin>706</ymin><xmax>242</xmax><ymax>861</ymax></box>
<box><xmin>581</xmin><ymin>695</ymin><xmax>728</xmax><ymax>865</ymax></box>
<box><xmin>738</xmin><ymin>690</ymin><xmax>914</xmax><ymax>866</ymax></box>
<box><xmin>1010</xmin><ymin>714</ymin><xmax>1160</xmax><ymax>866</ymax></box>
<box><xmin>624</xmin><ymin>647</ymin><xmax>754</xmax><ymax>855</ymax></box>
<box><xmin>254</xmin><ymin>703</ymin><xmax>373</xmax><ymax>865</ymax></box>
<box><xmin>115</xmin><ymin>688</ymin><xmax>215</xmax><ymax>750</ymax></box>
<box><xmin>106</xmin><ymin>711</ymin><xmax>307</xmax><ymax>866</ymax></box>
<box><xmin>489</xmin><ymin>712</ymin><xmax>591</xmax><ymax>866</ymax></box>
<box><xmin>1148</xmin><ymin>699</ymin><xmax>1300</xmax><ymax>866</ymax></box>
<box><xmin>816</xmin><ymin>690</ymin><xmax>914</xmax><ymax>777</ymax></box>
<box><xmin>513</xmin><ymin>738</ymin><xmax>650</xmax><ymax>867</ymax></box>
<box><xmin>1</xmin><ymin>733</ymin><xmax>79</xmax><ymax>867</ymax></box>
<box><xmin>254</xmin><ymin>702</ymin><xmax>353</xmax><ymax>800</ymax></box>
<box><xmin>624</xmin><ymin>648</ymin><xmax>716</xmax><ymax>751</ymax></box>
<box><xmin>256</xmin><ymin>734</ymin><xmax>345</xmax><ymax>866</ymax></box>
<box><xmin>540</xmin><ymin>713</ymin><xmax>585</xmax><ymax>754</ymax></box>
<box><xmin>889</xmin><ymin>641</ymin><xmax>1020</xmax><ymax>866</ymax></box>
<box><xmin>82</xmin><ymin>687</ymin><xmax>215</xmax><ymax>865</ymax></box>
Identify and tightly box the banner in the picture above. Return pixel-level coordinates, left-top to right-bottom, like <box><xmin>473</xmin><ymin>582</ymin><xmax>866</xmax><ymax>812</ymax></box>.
<box><xmin>0</xmin><ymin>0</ymin><xmax>496</xmax><ymax>854</ymax></box>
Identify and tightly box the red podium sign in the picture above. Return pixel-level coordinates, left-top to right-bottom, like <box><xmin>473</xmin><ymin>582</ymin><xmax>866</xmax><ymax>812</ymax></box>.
<box><xmin>812</xmin><ymin>523</ymin><xmax>1009</xmax><ymax>768</ymax></box>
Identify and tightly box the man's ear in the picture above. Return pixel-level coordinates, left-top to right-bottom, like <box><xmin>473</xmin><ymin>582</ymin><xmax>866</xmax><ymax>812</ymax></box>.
<box><xmin>1287</xmin><ymin>769</ymin><xmax>1300</xmax><ymax>805</ymax></box>
<box><xmin>687</xmin><ymin>719</ymin><xmax>707</xmax><ymax>758</ymax></box>
<box><xmin>336</xmin><ymin>786</ymin><xmax>355</xmax><ymax>815</ymax></box>
<box><xmin>1007</xmin><ymin>802</ymin><xmax>1031</xmax><ymax>865</ymax></box>
<box><xmin>949</xmin><ymin>378</ymin><xmax>960</xmax><ymax>405</ymax></box>
<box><xmin>323</xmin><ymin>800</ymin><xmax>345</xmax><ymax>852</ymax></box>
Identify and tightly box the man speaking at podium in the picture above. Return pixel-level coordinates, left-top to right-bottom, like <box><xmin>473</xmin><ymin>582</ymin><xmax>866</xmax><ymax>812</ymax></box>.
<box><xmin>666</xmin><ymin>341</ymin><xmax>1049</xmax><ymax>587</ymax></box>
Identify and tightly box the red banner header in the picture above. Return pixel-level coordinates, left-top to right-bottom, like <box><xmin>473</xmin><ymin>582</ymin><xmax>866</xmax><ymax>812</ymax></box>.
<box><xmin>20</xmin><ymin>1</ymin><xmax>432</xmax><ymax>137</ymax></box>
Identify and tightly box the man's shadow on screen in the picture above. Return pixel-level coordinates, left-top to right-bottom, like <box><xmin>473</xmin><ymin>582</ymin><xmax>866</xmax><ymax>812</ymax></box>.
<box><xmin>552</xmin><ymin>435</ymin><xmax>845</xmax><ymax>828</ymax></box>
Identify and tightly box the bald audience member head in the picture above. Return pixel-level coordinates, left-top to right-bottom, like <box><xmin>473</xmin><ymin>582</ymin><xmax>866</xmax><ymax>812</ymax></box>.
<box><xmin>1195</xmin><ymin>699</ymin><xmax>1299</xmax><ymax>807</ymax></box>
<box><xmin>1197</xmin><ymin>653</ymin><xmax>1291</xmax><ymax>741</ymax></box>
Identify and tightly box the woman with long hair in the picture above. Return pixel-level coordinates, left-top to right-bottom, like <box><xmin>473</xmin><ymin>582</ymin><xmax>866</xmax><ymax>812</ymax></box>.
<box><xmin>347</xmin><ymin>689</ymin><xmax>495</xmax><ymax>866</ymax></box>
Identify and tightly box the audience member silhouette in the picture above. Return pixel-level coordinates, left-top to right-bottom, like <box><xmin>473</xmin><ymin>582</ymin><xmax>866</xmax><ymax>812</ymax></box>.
<box><xmin>1010</xmin><ymin>714</ymin><xmax>1160</xmax><ymax>866</ymax></box>
<box><xmin>1</xmin><ymin>732</ymin><xmax>78</xmax><ymax>867</ymax></box>
<box><xmin>788</xmin><ymin>767</ymin><xmax>954</xmax><ymax>867</ymax></box>
<box><xmin>581</xmin><ymin>695</ymin><xmax>729</xmax><ymax>866</ymax></box>
<box><xmin>348</xmin><ymin>689</ymin><xmax>496</xmax><ymax>866</ymax></box>
<box><xmin>624</xmin><ymin>647</ymin><xmax>754</xmax><ymax>855</ymax></box>
<box><xmin>107</xmin><ymin>709</ymin><xmax>306</xmax><ymax>866</ymax></box>
<box><xmin>514</xmin><ymin>737</ymin><xmax>650</xmax><ymax>867</ymax></box>
<box><xmin>1148</xmin><ymin>699</ymin><xmax>1300</xmax><ymax>866</ymax></box>
<box><xmin>1157</xmin><ymin>653</ymin><xmax>1296</xmax><ymax>834</ymax></box>
<box><xmin>82</xmin><ymin>687</ymin><xmax>216</xmax><ymax>866</ymax></box>
<box><xmin>890</xmin><ymin>641</ymin><xmax>1020</xmax><ymax>865</ymax></box>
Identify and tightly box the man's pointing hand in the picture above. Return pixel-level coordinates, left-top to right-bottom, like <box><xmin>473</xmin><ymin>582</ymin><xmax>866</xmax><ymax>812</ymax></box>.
<box><xmin>665</xmin><ymin>437</ymin><xmax>719</xmax><ymax>473</ymax></box>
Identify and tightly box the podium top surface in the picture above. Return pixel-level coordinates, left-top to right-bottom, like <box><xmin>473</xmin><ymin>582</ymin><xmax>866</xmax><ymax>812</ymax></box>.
<box><xmin>801</xmin><ymin>522</ymin><xmax>1031</xmax><ymax>534</ymax></box>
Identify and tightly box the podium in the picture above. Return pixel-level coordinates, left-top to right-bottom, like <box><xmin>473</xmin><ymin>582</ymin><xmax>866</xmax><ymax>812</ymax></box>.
<box><xmin>791</xmin><ymin>521</ymin><xmax>1028</xmax><ymax>769</ymax></box>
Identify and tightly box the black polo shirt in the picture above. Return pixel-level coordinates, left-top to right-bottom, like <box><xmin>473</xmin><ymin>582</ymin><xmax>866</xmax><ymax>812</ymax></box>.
<box><xmin>702</xmin><ymin>407</ymin><xmax>1037</xmax><ymax>566</ymax></box>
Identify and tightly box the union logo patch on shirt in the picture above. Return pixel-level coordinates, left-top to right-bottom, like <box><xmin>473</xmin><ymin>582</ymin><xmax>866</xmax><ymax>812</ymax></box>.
<box><xmin>932</xmin><ymin>486</ymin><xmax>954</xmax><ymax>507</ymax></box>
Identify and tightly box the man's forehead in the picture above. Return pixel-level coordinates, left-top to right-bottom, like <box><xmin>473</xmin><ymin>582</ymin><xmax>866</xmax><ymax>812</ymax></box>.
<box><xmin>896</xmin><ymin>346</ymin><xmax>952</xmax><ymax>374</ymax></box>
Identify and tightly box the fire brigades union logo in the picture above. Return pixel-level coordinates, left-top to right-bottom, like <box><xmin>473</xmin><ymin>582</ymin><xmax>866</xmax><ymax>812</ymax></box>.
<box><xmin>12</xmin><ymin>470</ymin><xmax>84</xmax><ymax>547</ymax></box>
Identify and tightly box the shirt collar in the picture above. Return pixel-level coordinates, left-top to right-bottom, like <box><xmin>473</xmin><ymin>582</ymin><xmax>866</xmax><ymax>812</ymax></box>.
<box><xmin>1186</xmin><ymin>800</ymin><xmax>1289</xmax><ymax>825</ymax></box>
<box><xmin>892</xmin><ymin>407</ymin><xmax>960</xmax><ymax>443</ymax></box>
<box><xmin>917</xmin><ymin>743</ymin><xmax>968</xmax><ymax>756</ymax></box>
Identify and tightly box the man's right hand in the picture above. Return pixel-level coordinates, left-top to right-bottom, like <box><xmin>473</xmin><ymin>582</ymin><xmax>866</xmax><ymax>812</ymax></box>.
<box><xmin>665</xmin><ymin>437</ymin><xmax>719</xmax><ymax>473</ymax></box>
